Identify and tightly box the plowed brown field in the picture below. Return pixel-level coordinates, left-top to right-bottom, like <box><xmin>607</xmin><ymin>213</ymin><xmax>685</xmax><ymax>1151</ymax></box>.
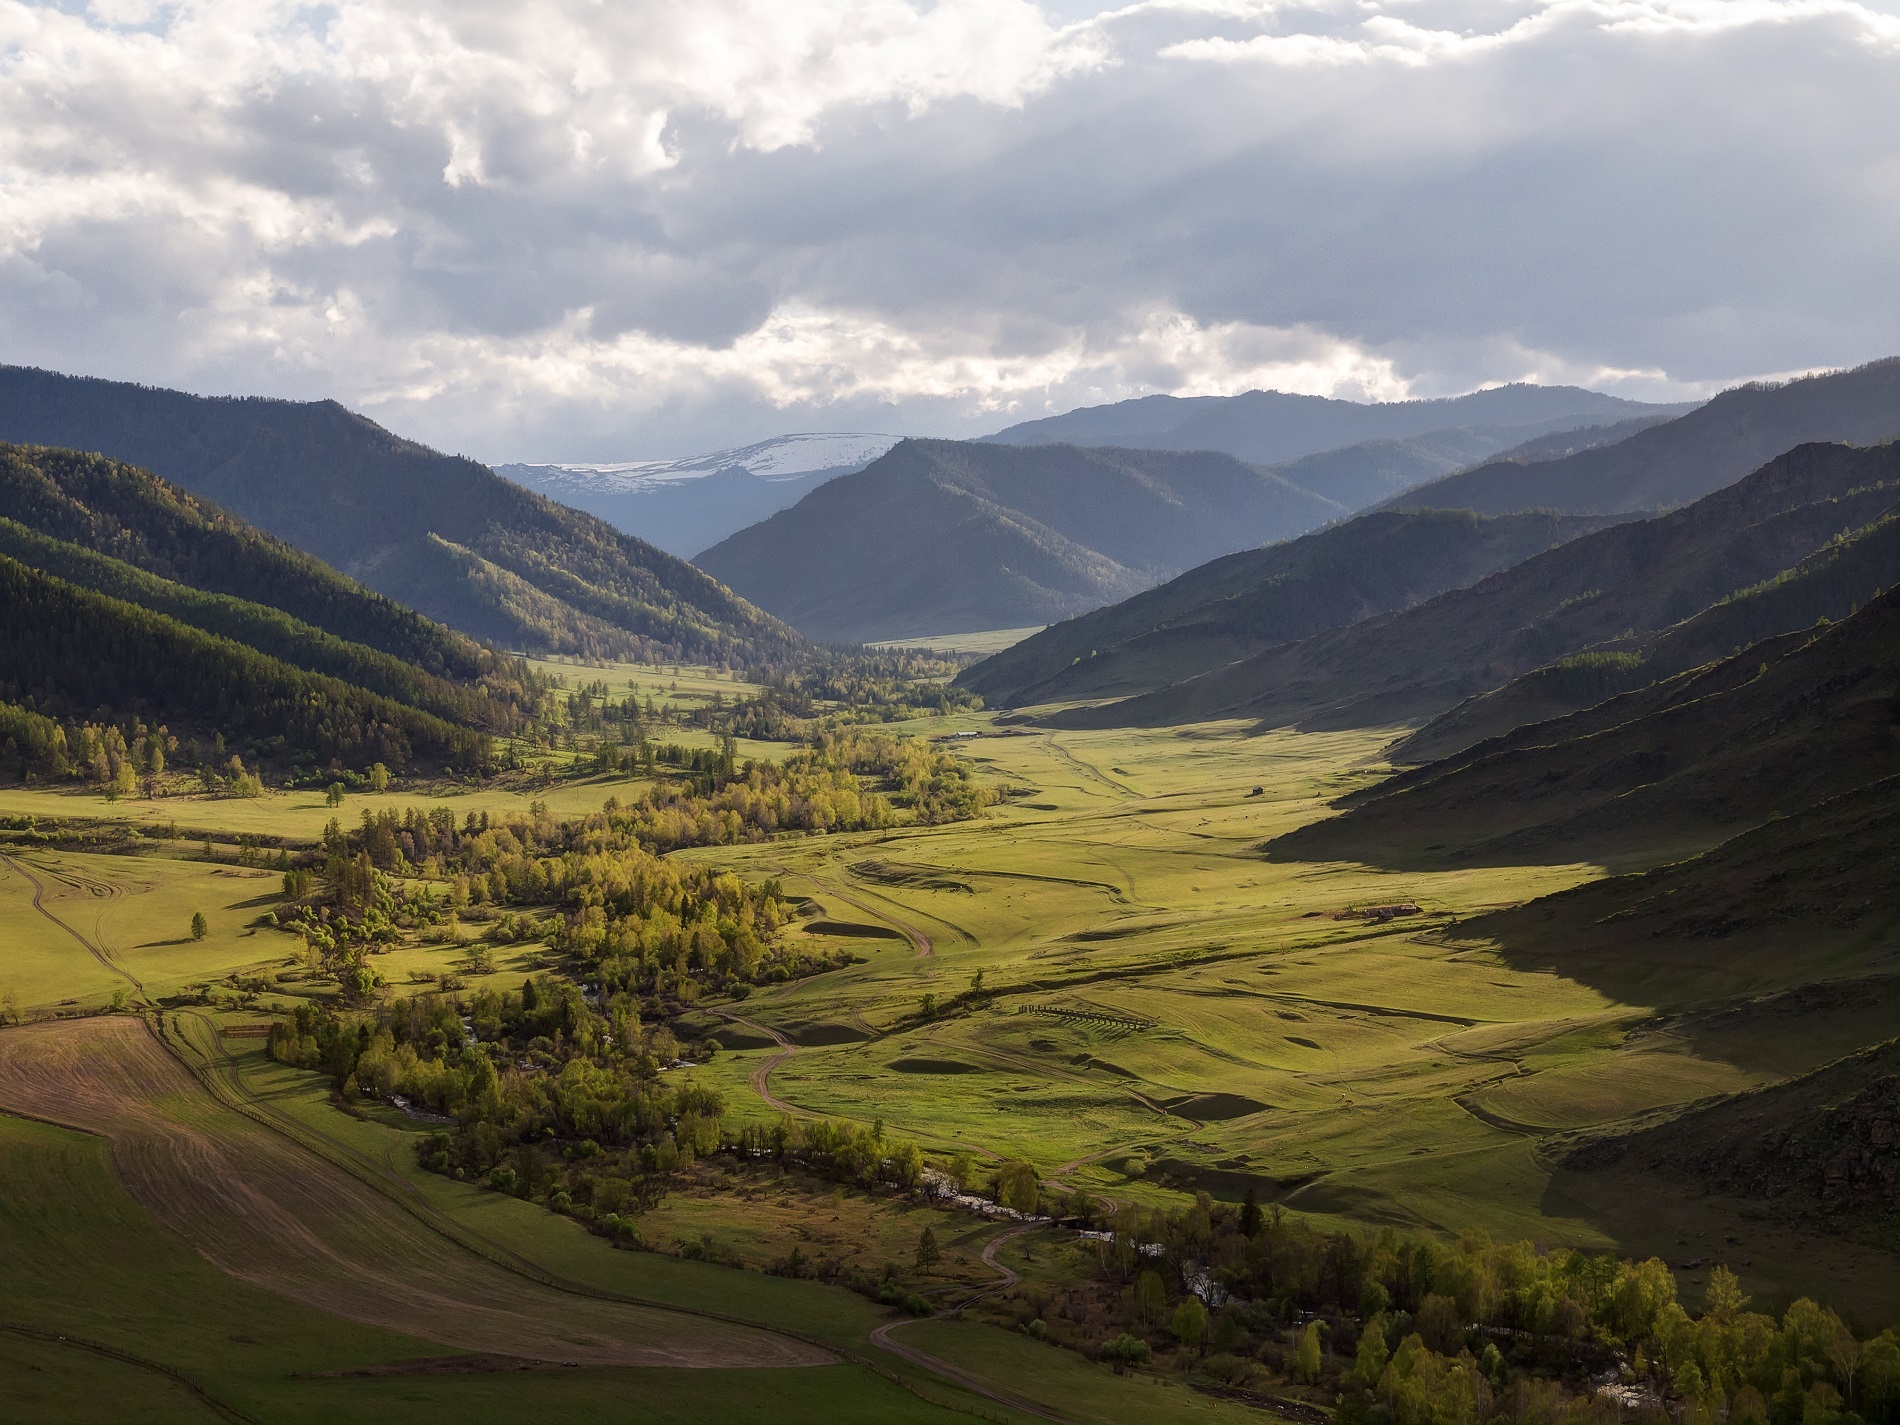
<box><xmin>0</xmin><ymin>1017</ymin><xmax>825</xmax><ymax>1370</ymax></box>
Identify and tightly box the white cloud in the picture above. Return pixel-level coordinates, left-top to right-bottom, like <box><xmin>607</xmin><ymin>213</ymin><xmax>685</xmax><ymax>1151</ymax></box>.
<box><xmin>0</xmin><ymin>0</ymin><xmax>1897</xmax><ymax>458</ymax></box>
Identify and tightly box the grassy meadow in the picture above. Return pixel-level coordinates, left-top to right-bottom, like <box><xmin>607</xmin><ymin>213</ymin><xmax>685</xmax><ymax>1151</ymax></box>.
<box><xmin>3</xmin><ymin>656</ymin><xmax>1896</xmax><ymax>1422</ymax></box>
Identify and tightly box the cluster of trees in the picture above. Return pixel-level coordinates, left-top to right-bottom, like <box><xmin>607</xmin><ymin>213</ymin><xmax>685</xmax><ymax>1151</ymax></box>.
<box><xmin>732</xmin><ymin>1115</ymin><xmax>927</xmax><ymax>1194</ymax></box>
<box><xmin>1065</xmin><ymin>1189</ymin><xmax>1900</xmax><ymax>1425</ymax></box>
<box><xmin>0</xmin><ymin>555</ymin><xmax>491</xmax><ymax>777</ymax></box>
<box><xmin>270</xmin><ymin>982</ymin><xmax>727</xmax><ymax>1209</ymax></box>
<box><xmin>320</xmin><ymin>801</ymin><xmax>836</xmax><ymax>1007</ymax></box>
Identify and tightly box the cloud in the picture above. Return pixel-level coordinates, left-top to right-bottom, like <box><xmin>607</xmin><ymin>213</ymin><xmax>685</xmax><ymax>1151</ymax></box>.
<box><xmin>1</xmin><ymin>0</ymin><xmax>1897</xmax><ymax>458</ymax></box>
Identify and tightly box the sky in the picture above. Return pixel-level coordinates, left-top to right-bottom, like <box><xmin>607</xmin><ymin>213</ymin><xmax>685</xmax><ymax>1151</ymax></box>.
<box><xmin>3</xmin><ymin>1</ymin><xmax>1899</xmax><ymax>461</ymax></box>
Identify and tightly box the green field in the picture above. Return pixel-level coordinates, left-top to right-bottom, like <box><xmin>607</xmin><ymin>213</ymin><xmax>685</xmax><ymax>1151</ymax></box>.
<box><xmin>869</xmin><ymin>627</ymin><xmax>1045</xmax><ymax>656</ymax></box>
<box><xmin>4</xmin><ymin>676</ymin><xmax>1897</xmax><ymax>1420</ymax></box>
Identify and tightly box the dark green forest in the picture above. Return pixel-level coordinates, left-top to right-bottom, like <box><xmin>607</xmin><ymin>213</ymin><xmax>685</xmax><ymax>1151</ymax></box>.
<box><xmin>0</xmin><ymin>555</ymin><xmax>490</xmax><ymax>777</ymax></box>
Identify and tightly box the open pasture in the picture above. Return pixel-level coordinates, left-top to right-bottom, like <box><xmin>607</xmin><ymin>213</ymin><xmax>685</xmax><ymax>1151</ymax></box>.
<box><xmin>0</xmin><ymin>1015</ymin><xmax>819</xmax><ymax>1370</ymax></box>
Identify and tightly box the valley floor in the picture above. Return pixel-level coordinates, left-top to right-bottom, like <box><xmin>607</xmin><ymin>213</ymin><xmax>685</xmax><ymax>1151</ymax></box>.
<box><xmin>2</xmin><ymin>699</ymin><xmax>1895</xmax><ymax>1421</ymax></box>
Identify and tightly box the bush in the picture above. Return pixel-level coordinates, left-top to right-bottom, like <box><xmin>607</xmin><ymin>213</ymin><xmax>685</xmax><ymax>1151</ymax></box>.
<box><xmin>1101</xmin><ymin>1333</ymin><xmax>1152</xmax><ymax>1373</ymax></box>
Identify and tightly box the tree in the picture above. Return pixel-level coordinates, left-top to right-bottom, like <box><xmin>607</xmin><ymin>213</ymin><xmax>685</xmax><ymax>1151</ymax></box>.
<box><xmin>326</xmin><ymin>782</ymin><xmax>345</xmax><ymax>807</ymax></box>
<box><xmin>1102</xmin><ymin>1333</ymin><xmax>1151</xmax><ymax>1374</ymax></box>
<box><xmin>914</xmin><ymin>1226</ymin><xmax>940</xmax><ymax>1270</ymax></box>
<box><xmin>1133</xmin><ymin>1269</ymin><xmax>1168</xmax><ymax>1330</ymax></box>
<box><xmin>994</xmin><ymin>1159</ymin><xmax>1039</xmax><ymax>1214</ymax></box>
<box><xmin>1295</xmin><ymin>1321</ymin><xmax>1324</xmax><ymax>1383</ymax></box>
<box><xmin>1171</xmin><ymin>1296</ymin><xmax>1208</xmax><ymax>1354</ymax></box>
<box><xmin>1354</xmin><ymin>1315</ymin><xmax>1391</xmax><ymax>1385</ymax></box>
<box><xmin>1706</xmin><ymin>1265</ymin><xmax>1750</xmax><ymax>1322</ymax></box>
<box><xmin>368</xmin><ymin>762</ymin><xmax>390</xmax><ymax>793</ymax></box>
<box><xmin>190</xmin><ymin>911</ymin><xmax>208</xmax><ymax>940</ymax></box>
<box><xmin>1240</xmin><ymin>1184</ymin><xmax>1263</xmax><ymax>1239</ymax></box>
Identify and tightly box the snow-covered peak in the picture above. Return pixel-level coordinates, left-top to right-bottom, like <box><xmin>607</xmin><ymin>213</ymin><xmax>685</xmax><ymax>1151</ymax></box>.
<box><xmin>507</xmin><ymin>432</ymin><xmax>900</xmax><ymax>492</ymax></box>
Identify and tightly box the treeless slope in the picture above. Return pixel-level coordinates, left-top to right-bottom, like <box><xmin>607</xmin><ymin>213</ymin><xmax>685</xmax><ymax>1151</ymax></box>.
<box><xmin>1268</xmin><ymin>586</ymin><xmax>1900</xmax><ymax>870</ymax></box>
<box><xmin>0</xmin><ymin>1017</ymin><xmax>821</xmax><ymax>1370</ymax></box>
<box><xmin>958</xmin><ymin>508</ymin><xmax>1618</xmax><ymax>708</ymax></box>
<box><xmin>1396</xmin><ymin>505</ymin><xmax>1900</xmax><ymax>762</ymax></box>
<box><xmin>695</xmin><ymin>439</ymin><xmax>1343</xmax><ymax>643</ymax></box>
<box><xmin>1386</xmin><ymin>357</ymin><xmax>1900</xmax><ymax>516</ymax></box>
<box><xmin>1049</xmin><ymin>440</ymin><xmax>1900</xmax><ymax>731</ymax></box>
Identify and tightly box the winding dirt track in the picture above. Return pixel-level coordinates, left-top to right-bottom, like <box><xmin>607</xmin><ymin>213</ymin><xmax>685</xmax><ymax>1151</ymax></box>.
<box><xmin>712</xmin><ymin>1010</ymin><xmax>809</xmax><ymax>1117</ymax></box>
<box><xmin>0</xmin><ymin>852</ymin><xmax>143</xmax><ymax>995</ymax></box>
<box><xmin>870</xmin><ymin>1222</ymin><xmax>1079</xmax><ymax>1425</ymax></box>
<box><xmin>797</xmin><ymin>868</ymin><xmax>936</xmax><ymax>958</ymax></box>
<box><xmin>0</xmin><ymin>1017</ymin><xmax>822</xmax><ymax>1370</ymax></box>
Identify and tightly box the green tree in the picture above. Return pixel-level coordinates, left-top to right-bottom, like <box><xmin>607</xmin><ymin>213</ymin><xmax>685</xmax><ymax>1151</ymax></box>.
<box><xmin>1102</xmin><ymin>1333</ymin><xmax>1151</xmax><ymax>1374</ymax></box>
<box><xmin>1171</xmin><ymin>1296</ymin><xmax>1208</xmax><ymax>1354</ymax></box>
<box><xmin>994</xmin><ymin>1159</ymin><xmax>1039</xmax><ymax>1214</ymax></box>
<box><xmin>190</xmin><ymin>911</ymin><xmax>208</xmax><ymax>940</ymax></box>
<box><xmin>1240</xmin><ymin>1184</ymin><xmax>1263</xmax><ymax>1239</ymax></box>
<box><xmin>914</xmin><ymin>1226</ymin><xmax>940</xmax><ymax>1270</ymax></box>
<box><xmin>368</xmin><ymin>762</ymin><xmax>390</xmax><ymax>793</ymax></box>
<box><xmin>1354</xmin><ymin>1315</ymin><xmax>1391</xmax><ymax>1385</ymax></box>
<box><xmin>1706</xmin><ymin>1265</ymin><xmax>1750</xmax><ymax>1322</ymax></box>
<box><xmin>1295</xmin><ymin>1321</ymin><xmax>1324</xmax><ymax>1383</ymax></box>
<box><xmin>326</xmin><ymin>782</ymin><xmax>345</xmax><ymax>807</ymax></box>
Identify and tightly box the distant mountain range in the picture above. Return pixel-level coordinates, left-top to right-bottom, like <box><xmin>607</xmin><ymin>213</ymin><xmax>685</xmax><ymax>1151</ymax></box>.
<box><xmin>983</xmin><ymin>383</ymin><xmax>1691</xmax><ymax>465</ymax></box>
<box><xmin>694</xmin><ymin>439</ymin><xmax>1345</xmax><ymax>644</ymax></box>
<box><xmin>497</xmin><ymin>433</ymin><xmax>899</xmax><ymax>558</ymax></box>
<box><xmin>0</xmin><ymin>366</ymin><xmax>804</xmax><ymax>665</ymax></box>
<box><xmin>1040</xmin><ymin>437</ymin><xmax>1900</xmax><ymax>731</ymax></box>
<box><xmin>1384</xmin><ymin>358</ymin><xmax>1900</xmax><ymax>514</ymax></box>
<box><xmin>957</xmin><ymin>508</ymin><xmax>1624</xmax><ymax>708</ymax></box>
<box><xmin>966</xmin><ymin>362</ymin><xmax>1900</xmax><ymax>714</ymax></box>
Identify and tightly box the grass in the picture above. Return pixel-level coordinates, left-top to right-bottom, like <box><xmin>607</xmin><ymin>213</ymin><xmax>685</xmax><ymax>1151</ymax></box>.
<box><xmin>870</xmin><ymin>627</ymin><xmax>1045</xmax><ymax>656</ymax></box>
<box><xmin>4</xmin><ymin>667</ymin><xmax>1899</xmax><ymax>1417</ymax></box>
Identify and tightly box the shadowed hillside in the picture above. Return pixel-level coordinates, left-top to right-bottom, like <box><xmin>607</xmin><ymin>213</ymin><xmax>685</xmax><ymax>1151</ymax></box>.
<box><xmin>1399</xmin><ymin>507</ymin><xmax>1900</xmax><ymax>761</ymax></box>
<box><xmin>1386</xmin><ymin>357</ymin><xmax>1900</xmax><ymax>516</ymax></box>
<box><xmin>0</xmin><ymin>366</ymin><xmax>803</xmax><ymax>664</ymax></box>
<box><xmin>1269</xmin><ymin>584</ymin><xmax>1900</xmax><ymax>869</ymax></box>
<box><xmin>959</xmin><ymin>508</ymin><xmax>1621</xmax><ymax>707</ymax></box>
<box><xmin>1048</xmin><ymin>440</ymin><xmax>1900</xmax><ymax>731</ymax></box>
<box><xmin>694</xmin><ymin>438</ymin><xmax>1345</xmax><ymax>643</ymax></box>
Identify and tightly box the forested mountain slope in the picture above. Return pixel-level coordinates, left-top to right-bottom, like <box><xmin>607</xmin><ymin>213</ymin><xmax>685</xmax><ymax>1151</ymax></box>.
<box><xmin>1269</xmin><ymin>583</ymin><xmax>1900</xmax><ymax>868</ymax></box>
<box><xmin>1386</xmin><ymin>357</ymin><xmax>1900</xmax><ymax>516</ymax></box>
<box><xmin>0</xmin><ymin>367</ymin><xmax>803</xmax><ymax>664</ymax></box>
<box><xmin>1398</xmin><ymin>507</ymin><xmax>1900</xmax><ymax>761</ymax></box>
<box><xmin>983</xmin><ymin>383</ymin><xmax>1680</xmax><ymax>465</ymax></box>
<box><xmin>0</xmin><ymin>556</ymin><xmax>489</xmax><ymax>778</ymax></box>
<box><xmin>958</xmin><ymin>509</ymin><xmax>1620</xmax><ymax>707</ymax></box>
<box><xmin>1046</xmin><ymin>441</ymin><xmax>1900</xmax><ymax>730</ymax></box>
<box><xmin>0</xmin><ymin>442</ymin><xmax>498</xmax><ymax>684</ymax></box>
<box><xmin>694</xmin><ymin>439</ymin><xmax>1345</xmax><ymax>643</ymax></box>
<box><xmin>0</xmin><ymin>518</ymin><xmax>517</xmax><ymax>734</ymax></box>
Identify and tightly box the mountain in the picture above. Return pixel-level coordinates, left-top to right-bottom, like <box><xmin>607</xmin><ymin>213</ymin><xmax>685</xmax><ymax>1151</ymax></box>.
<box><xmin>0</xmin><ymin>555</ymin><xmax>490</xmax><ymax>777</ymax></box>
<box><xmin>1384</xmin><ymin>357</ymin><xmax>1900</xmax><ymax>516</ymax></box>
<box><xmin>1268</xmin><ymin>582</ymin><xmax>1900</xmax><ymax>869</ymax></box>
<box><xmin>1397</xmin><ymin>507</ymin><xmax>1900</xmax><ymax>762</ymax></box>
<box><xmin>957</xmin><ymin>508</ymin><xmax>1621</xmax><ymax>708</ymax></box>
<box><xmin>0</xmin><ymin>443</ymin><xmax>504</xmax><ymax>691</ymax></box>
<box><xmin>497</xmin><ymin>433</ymin><xmax>898</xmax><ymax>558</ymax></box>
<box><xmin>1045</xmin><ymin>439</ymin><xmax>1900</xmax><ymax>731</ymax></box>
<box><xmin>693</xmin><ymin>439</ymin><xmax>1346</xmax><ymax>644</ymax></box>
<box><xmin>0</xmin><ymin>366</ymin><xmax>804</xmax><ymax>664</ymax></box>
<box><xmin>1253</xmin><ymin>419</ymin><xmax>1668</xmax><ymax>512</ymax></box>
<box><xmin>983</xmin><ymin>384</ymin><xmax>1688</xmax><ymax>465</ymax></box>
